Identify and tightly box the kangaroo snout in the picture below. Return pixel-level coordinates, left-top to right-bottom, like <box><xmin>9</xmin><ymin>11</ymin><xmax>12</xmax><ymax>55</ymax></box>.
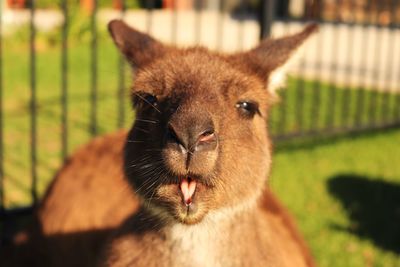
<box><xmin>163</xmin><ymin>113</ymin><xmax>218</xmax><ymax>175</ymax></box>
<box><xmin>166</xmin><ymin>120</ymin><xmax>217</xmax><ymax>154</ymax></box>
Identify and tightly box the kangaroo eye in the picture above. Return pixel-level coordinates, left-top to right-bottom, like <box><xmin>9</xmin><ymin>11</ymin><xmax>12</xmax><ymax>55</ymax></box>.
<box><xmin>143</xmin><ymin>94</ymin><xmax>158</xmax><ymax>106</ymax></box>
<box><xmin>133</xmin><ymin>92</ymin><xmax>158</xmax><ymax>108</ymax></box>
<box><xmin>236</xmin><ymin>101</ymin><xmax>260</xmax><ymax>118</ymax></box>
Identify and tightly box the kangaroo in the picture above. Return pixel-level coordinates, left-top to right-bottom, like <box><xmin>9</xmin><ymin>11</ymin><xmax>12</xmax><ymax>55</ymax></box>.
<box><xmin>2</xmin><ymin>21</ymin><xmax>317</xmax><ymax>267</ymax></box>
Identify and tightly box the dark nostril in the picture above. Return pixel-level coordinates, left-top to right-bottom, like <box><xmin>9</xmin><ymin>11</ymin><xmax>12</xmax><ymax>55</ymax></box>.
<box><xmin>194</xmin><ymin>128</ymin><xmax>217</xmax><ymax>152</ymax></box>
<box><xmin>167</xmin><ymin>124</ymin><xmax>188</xmax><ymax>150</ymax></box>
<box><xmin>166</xmin><ymin>122</ymin><xmax>217</xmax><ymax>153</ymax></box>
<box><xmin>167</xmin><ymin>125</ymin><xmax>178</xmax><ymax>141</ymax></box>
<box><xmin>198</xmin><ymin>129</ymin><xmax>215</xmax><ymax>143</ymax></box>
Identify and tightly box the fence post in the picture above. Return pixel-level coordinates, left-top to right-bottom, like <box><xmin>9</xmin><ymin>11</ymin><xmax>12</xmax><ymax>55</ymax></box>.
<box><xmin>0</xmin><ymin>0</ymin><xmax>4</xmax><ymax>216</ymax></box>
<box><xmin>259</xmin><ymin>0</ymin><xmax>275</xmax><ymax>39</ymax></box>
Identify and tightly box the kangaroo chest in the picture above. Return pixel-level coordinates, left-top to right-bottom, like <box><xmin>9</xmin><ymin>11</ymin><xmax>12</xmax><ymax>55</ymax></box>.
<box><xmin>167</xmin><ymin>223</ymin><xmax>223</xmax><ymax>267</ymax></box>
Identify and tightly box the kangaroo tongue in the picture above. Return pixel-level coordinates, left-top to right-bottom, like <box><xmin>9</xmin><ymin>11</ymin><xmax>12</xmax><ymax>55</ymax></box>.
<box><xmin>180</xmin><ymin>178</ymin><xmax>197</xmax><ymax>205</ymax></box>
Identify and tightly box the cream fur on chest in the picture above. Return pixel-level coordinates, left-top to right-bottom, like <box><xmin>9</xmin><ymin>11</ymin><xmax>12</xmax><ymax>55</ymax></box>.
<box><xmin>164</xmin><ymin>201</ymin><xmax>258</xmax><ymax>267</ymax></box>
<box><xmin>168</xmin><ymin>218</ymin><xmax>223</xmax><ymax>267</ymax></box>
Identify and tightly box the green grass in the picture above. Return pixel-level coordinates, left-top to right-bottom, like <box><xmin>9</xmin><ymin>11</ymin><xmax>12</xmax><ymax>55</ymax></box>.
<box><xmin>269</xmin><ymin>78</ymin><xmax>400</xmax><ymax>136</ymax></box>
<box><xmin>2</xmin><ymin>31</ymin><xmax>400</xmax><ymax>266</ymax></box>
<box><xmin>3</xmin><ymin>31</ymin><xmax>133</xmax><ymax>204</ymax></box>
<box><xmin>271</xmin><ymin>129</ymin><xmax>400</xmax><ymax>267</ymax></box>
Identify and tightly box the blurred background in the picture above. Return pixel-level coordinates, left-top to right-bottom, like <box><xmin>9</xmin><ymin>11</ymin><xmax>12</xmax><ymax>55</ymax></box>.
<box><xmin>0</xmin><ymin>0</ymin><xmax>399</xmax><ymax>266</ymax></box>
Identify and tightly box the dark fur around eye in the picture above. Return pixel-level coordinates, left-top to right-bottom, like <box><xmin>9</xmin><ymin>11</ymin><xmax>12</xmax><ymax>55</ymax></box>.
<box><xmin>132</xmin><ymin>92</ymin><xmax>158</xmax><ymax>109</ymax></box>
<box><xmin>236</xmin><ymin>101</ymin><xmax>260</xmax><ymax>119</ymax></box>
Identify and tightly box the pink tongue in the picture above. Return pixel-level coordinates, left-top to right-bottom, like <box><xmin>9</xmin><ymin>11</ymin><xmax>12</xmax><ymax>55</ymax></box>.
<box><xmin>180</xmin><ymin>178</ymin><xmax>197</xmax><ymax>205</ymax></box>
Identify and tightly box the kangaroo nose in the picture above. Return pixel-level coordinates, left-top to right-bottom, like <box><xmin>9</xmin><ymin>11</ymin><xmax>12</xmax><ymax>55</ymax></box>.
<box><xmin>166</xmin><ymin>121</ymin><xmax>217</xmax><ymax>153</ymax></box>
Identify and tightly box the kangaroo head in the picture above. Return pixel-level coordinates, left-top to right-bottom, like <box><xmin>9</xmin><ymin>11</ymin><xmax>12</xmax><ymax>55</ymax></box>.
<box><xmin>108</xmin><ymin>20</ymin><xmax>316</xmax><ymax>225</ymax></box>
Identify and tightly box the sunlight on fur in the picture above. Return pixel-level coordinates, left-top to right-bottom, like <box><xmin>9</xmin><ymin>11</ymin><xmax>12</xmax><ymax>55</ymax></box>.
<box><xmin>2</xmin><ymin>21</ymin><xmax>318</xmax><ymax>267</ymax></box>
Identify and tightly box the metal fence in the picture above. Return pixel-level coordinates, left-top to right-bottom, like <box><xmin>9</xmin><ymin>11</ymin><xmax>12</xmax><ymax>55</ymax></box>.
<box><xmin>0</xmin><ymin>0</ymin><xmax>400</xmax><ymax>241</ymax></box>
<box><xmin>269</xmin><ymin>0</ymin><xmax>400</xmax><ymax>141</ymax></box>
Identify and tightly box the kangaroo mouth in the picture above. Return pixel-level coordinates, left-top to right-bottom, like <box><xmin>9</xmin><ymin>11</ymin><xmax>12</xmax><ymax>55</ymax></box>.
<box><xmin>175</xmin><ymin>176</ymin><xmax>204</xmax><ymax>224</ymax></box>
<box><xmin>146</xmin><ymin>173</ymin><xmax>213</xmax><ymax>224</ymax></box>
<box><xmin>179</xmin><ymin>177</ymin><xmax>197</xmax><ymax>206</ymax></box>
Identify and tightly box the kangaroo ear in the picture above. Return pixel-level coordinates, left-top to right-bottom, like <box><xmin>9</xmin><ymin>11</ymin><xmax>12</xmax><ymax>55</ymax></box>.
<box><xmin>108</xmin><ymin>20</ymin><xmax>167</xmax><ymax>69</ymax></box>
<box><xmin>232</xmin><ymin>24</ymin><xmax>318</xmax><ymax>94</ymax></box>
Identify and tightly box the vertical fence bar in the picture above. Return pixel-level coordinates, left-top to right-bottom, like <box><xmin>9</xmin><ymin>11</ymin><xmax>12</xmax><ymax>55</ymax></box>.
<box><xmin>354</xmin><ymin>0</ymin><xmax>371</xmax><ymax>126</ymax></box>
<box><xmin>61</xmin><ymin>0</ymin><xmax>68</xmax><ymax>159</ymax></box>
<box><xmin>171</xmin><ymin>0</ymin><xmax>178</xmax><ymax>44</ymax></box>
<box><xmin>117</xmin><ymin>0</ymin><xmax>126</xmax><ymax>128</ymax></box>
<box><xmin>0</xmin><ymin>0</ymin><xmax>4</xmax><ymax>212</ymax></box>
<box><xmin>29</xmin><ymin>0</ymin><xmax>38</xmax><ymax>204</ymax></box>
<box><xmin>259</xmin><ymin>0</ymin><xmax>275</xmax><ymax>39</ymax></box>
<box><xmin>393</xmin><ymin>0</ymin><xmax>400</xmax><ymax>123</ymax></box>
<box><xmin>294</xmin><ymin>3</ymin><xmax>312</xmax><ymax>134</ymax></box>
<box><xmin>325</xmin><ymin>0</ymin><xmax>341</xmax><ymax>129</ymax></box>
<box><xmin>237</xmin><ymin>0</ymin><xmax>245</xmax><ymax>50</ymax></box>
<box><xmin>310</xmin><ymin>0</ymin><xmax>324</xmax><ymax>132</ymax></box>
<box><xmin>397</xmin><ymin>83</ymin><xmax>400</xmax><ymax>121</ymax></box>
<box><xmin>294</xmin><ymin>63</ymin><xmax>306</xmax><ymax>133</ymax></box>
<box><xmin>216</xmin><ymin>0</ymin><xmax>224</xmax><ymax>50</ymax></box>
<box><xmin>368</xmin><ymin>1</ymin><xmax>382</xmax><ymax>126</ymax></box>
<box><xmin>194</xmin><ymin>0</ymin><xmax>201</xmax><ymax>44</ymax></box>
<box><xmin>380</xmin><ymin>0</ymin><xmax>396</xmax><ymax>124</ymax></box>
<box><xmin>340</xmin><ymin>0</ymin><xmax>355</xmax><ymax>129</ymax></box>
<box><xmin>90</xmin><ymin>0</ymin><xmax>98</xmax><ymax>136</ymax></box>
<box><xmin>146</xmin><ymin>0</ymin><xmax>155</xmax><ymax>33</ymax></box>
<box><xmin>277</xmin><ymin>23</ymin><xmax>291</xmax><ymax>136</ymax></box>
<box><xmin>396</xmin><ymin>0</ymin><xmax>400</xmax><ymax>121</ymax></box>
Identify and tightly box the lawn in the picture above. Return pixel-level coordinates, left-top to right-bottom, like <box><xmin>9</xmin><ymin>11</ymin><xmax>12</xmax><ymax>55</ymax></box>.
<box><xmin>2</xmin><ymin>25</ymin><xmax>400</xmax><ymax>266</ymax></box>
<box><xmin>271</xmin><ymin>129</ymin><xmax>400</xmax><ymax>267</ymax></box>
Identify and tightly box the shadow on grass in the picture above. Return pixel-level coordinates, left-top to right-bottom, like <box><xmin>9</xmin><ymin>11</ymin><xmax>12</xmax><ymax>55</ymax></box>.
<box><xmin>1</xmin><ymin>225</ymin><xmax>114</xmax><ymax>267</ymax></box>
<box><xmin>327</xmin><ymin>174</ymin><xmax>400</xmax><ymax>253</ymax></box>
<box><xmin>0</xmin><ymin>208</ymin><xmax>159</xmax><ymax>267</ymax></box>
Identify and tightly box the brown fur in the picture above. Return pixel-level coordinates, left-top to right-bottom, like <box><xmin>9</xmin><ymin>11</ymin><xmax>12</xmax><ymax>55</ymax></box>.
<box><xmin>2</xmin><ymin>132</ymin><xmax>138</xmax><ymax>267</ymax></box>
<box><xmin>2</xmin><ymin>21</ymin><xmax>317</xmax><ymax>267</ymax></box>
